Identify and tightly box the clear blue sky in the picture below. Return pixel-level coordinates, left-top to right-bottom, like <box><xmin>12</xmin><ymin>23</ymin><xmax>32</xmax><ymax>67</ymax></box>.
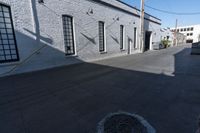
<box><xmin>122</xmin><ymin>0</ymin><xmax>200</xmax><ymax>28</ymax></box>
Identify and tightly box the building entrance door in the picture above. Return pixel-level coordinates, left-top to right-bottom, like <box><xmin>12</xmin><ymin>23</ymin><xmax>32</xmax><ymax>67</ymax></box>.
<box><xmin>145</xmin><ymin>31</ymin><xmax>152</xmax><ymax>51</ymax></box>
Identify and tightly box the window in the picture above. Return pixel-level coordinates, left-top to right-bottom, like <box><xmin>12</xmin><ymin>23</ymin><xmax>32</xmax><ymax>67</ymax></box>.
<box><xmin>191</xmin><ymin>27</ymin><xmax>194</xmax><ymax>31</ymax></box>
<box><xmin>184</xmin><ymin>28</ymin><xmax>186</xmax><ymax>31</ymax></box>
<box><xmin>0</xmin><ymin>4</ymin><xmax>19</xmax><ymax>63</ymax></box>
<box><xmin>190</xmin><ymin>33</ymin><xmax>193</xmax><ymax>36</ymax></box>
<box><xmin>62</xmin><ymin>15</ymin><xmax>75</xmax><ymax>55</ymax></box>
<box><xmin>181</xmin><ymin>29</ymin><xmax>183</xmax><ymax>32</ymax></box>
<box><xmin>186</xmin><ymin>39</ymin><xmax>193</xmax><ymax>43</ymax></box>
<box><xmin>177</xmin><ymin>29</ymin><xmax>179</xmax><ymax>32</ymax></box>
<box><xmin>187</xmin><ymin>28</ymin><xmax>190</xmax><ymax>31</ymax></box>
<box><xmin>133</xmin><ymin>27</ymin><xmax>137</xmax><ymax>49</ymax></box>
<box><xmin>187</xmin><ymin>33</ymin><xmax>189</xmax><ymax>36</ymax></box>
<box><xmin>120</xmin><ymin>25</ymin><xmax>124</xmax><ymax>50</ymax></box>
<box><xmin>167</xmin><ymin>36</ymin><xmax>169</xmax><ymax>40</ymax></box>
<box><xmin>99</xmin><ymin>21</ymin><xmax>105</xmax><ymax>52</ymax></box>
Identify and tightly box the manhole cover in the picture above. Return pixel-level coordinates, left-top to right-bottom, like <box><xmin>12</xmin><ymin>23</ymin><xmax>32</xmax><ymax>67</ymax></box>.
<box><xmin>97</xmin><ymin>112</ymin><xmax>156</xmax><ymax>133</ymax></box>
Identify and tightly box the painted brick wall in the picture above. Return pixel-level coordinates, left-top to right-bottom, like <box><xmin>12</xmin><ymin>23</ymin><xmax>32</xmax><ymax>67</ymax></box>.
<box><xmin>0</xmin><ymin>0</ymin><xmax>44</xmax><ymax>61</ymax></box>
<box><xmin>0</xmin><ymin>0</ymin><xmax>161</xmax><ymax>74</ymax></box>
<box><xmin>35</xmin><ymin>0</ymin><xmax>140</xmax><ymax>61</ymax></box>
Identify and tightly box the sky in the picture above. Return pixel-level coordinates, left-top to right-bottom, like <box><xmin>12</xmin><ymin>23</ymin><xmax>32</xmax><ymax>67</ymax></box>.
<box><xmin>122</xmin><ymin>0</ymin><xmax>200</xmax><ymax>28</ymax></box>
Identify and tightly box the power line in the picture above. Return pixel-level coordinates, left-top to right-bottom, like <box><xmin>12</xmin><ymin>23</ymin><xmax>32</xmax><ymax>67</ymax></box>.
<box><xmin>145</xmin><ymin>4</ymin><xmax>200</xmax><ymax>15</ymax></box>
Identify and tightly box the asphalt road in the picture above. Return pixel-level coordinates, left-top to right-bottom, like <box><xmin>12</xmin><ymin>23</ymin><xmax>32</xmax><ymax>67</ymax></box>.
<box><xmin>0</xmin><ymin>44</ymin><xmax>200</xmax><ymax>133</ymax></box>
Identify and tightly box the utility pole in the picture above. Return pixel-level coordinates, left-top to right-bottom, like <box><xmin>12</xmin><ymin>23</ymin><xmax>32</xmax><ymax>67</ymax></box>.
<box><xmin>174</xmin><ymin>19</ymin><xmax>178</xmax><ymax>46</ymax></box>
<box><xmin>140</xmin><ymin>0</ymin><xmax>145</xmax><ymax>52</ymax></box>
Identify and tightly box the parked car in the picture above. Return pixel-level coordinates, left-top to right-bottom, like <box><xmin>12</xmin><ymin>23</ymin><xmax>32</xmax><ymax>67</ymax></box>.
<box><xmin>152</xmin><ymin>42</ymin><xmax>165</xmax><ymax>50</ymax></box>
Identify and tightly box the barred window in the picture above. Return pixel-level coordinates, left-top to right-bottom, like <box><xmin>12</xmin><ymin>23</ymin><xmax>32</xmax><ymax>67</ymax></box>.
<box><xmin>134</xmin><ymin>27</ymin><xmax>137</xmax><ymax>49</ymax></box>
<box><xmin>120</xmin><ymin>25</ymin><xmax>124</xmax><ymax>50</ymax></box>
<box><xmin>99</xmin><ymin>21</ymin><xmax>105</xmax><ymax>52</ymax></box>
<box><xmin>0</xmin><ymin>4</ymin><xmax>19</xmax><ymax>63</ymax></box>
<box><xmin>62</xmin><ymin>15</ymin><xmax>75</xmax><ymax>55</ymax></box>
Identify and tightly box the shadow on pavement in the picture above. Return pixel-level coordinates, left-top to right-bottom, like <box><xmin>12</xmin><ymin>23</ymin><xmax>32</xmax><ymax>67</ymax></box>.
<box><xmin>0</xmin><ymin>47</ymin><xmax>200</xmax><ymax>133</ymax></box>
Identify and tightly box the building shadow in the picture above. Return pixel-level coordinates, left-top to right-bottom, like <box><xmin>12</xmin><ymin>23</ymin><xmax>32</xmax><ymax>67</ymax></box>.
<box><xmin>31</xmin><ymin>0</ymin><xmax>40</xmax><ymax>44</ymax></box>
<box><xmin>0</xmin><ymin>45</ymin><xmax>199</xmax><ymax>133</ymax></box>
<box><xmin>110</xmin><ymin>35</ymin><xmax>119</xmax><ymax>44</ymax></box>
<box><xmin>0</xmin><ymin>0</ymin><xmax>84</xmax><ymax>75</ymax></box>
<box><xmin>81</xmin><ymin>33</ymin><xmax>96</xmax><ymax>45</ymax></box>
<box><xmin>12</xmin><ymin>30</ymin><xmax>83</xmax><ymax>74</ymax></box>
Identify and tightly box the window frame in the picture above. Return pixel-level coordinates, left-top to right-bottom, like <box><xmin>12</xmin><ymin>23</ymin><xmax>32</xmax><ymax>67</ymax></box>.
<box><xmin>0</xmin><ymin>4</ymin><xmax>19</xmax><ymax>63</ymax></box>
<box><xmin>62</xmin><ymin>15</ymin><xmax>76</xmax><ymax>56</ymax></box>
<box><xmin>133</xmin><ymin>27</ymin><xmax>137</xmax><ymax>49</ymax></box>
<box><xmin>98</xmin><ymin>21</ymin><xmax>106</xmax><ymax>53</ymax></box>
<box><xmin>120</xmin><ymin>25</ymin><xmax>125</xmax><ymax>50</ymax></box>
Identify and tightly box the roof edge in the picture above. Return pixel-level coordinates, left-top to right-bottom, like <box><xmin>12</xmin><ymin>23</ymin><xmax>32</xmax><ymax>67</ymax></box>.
<box><xmin>115</xmin><ymin>0</ymin><xmax>161</xmax><ymax>21</ymax></box>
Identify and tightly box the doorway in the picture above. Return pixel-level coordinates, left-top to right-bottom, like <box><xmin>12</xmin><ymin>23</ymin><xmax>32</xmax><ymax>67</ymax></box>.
<box><xmin>186</xmin><ymin>39</ymin><xmax>193</xmax><ymax>43</ymax></box>
<box><xmin>145</xmin><ymin>31</ymin><xmax>152</xmax><ymax>51</ymax></box>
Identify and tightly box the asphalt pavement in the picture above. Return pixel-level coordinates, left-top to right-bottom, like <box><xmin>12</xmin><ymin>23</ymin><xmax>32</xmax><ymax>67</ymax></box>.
<box><xmin>0</xmin><ymin>44</ymin><xmax>200</xmax><ymax>133</ymax></box>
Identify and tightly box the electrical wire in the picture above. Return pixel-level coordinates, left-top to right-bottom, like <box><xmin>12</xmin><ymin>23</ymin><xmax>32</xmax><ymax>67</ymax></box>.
<box><xmin>145</xmin><ymin>4</ymin><xmax>200</xmax><ymax>15</ymax></box>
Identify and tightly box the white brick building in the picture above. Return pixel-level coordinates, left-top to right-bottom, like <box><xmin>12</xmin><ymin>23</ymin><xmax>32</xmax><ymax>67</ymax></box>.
<box><xmin>0</xmin><ymin>0</ymin><xmax>161</xmax><ymax>74</ymax></box>
<box><xmin>171</xmin><ymin>24</ymin><xmax>200</xmax><ymax>43</ymax></box>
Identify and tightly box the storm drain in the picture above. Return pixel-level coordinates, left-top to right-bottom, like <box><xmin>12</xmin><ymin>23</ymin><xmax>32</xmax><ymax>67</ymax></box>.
<box><xmin>97</xmin><ymin>112</ymin><xmax>156</xmax><ymax>133</ymax></box>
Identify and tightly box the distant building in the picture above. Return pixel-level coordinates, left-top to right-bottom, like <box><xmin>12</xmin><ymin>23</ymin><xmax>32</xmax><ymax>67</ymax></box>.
<box><xmin>170</xmin><ymin>24</ymin><xmax>200</xmax><ymax>43</ymax></box>
<box><xmin>160</xmin><ymin>28</ymin><xmax>174</xmax><ymax>47</ymax></box>
<box><xmin>173</xmin><ymin>32</ymin><xmax>186</xmax><ymax>45</ymax></box>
